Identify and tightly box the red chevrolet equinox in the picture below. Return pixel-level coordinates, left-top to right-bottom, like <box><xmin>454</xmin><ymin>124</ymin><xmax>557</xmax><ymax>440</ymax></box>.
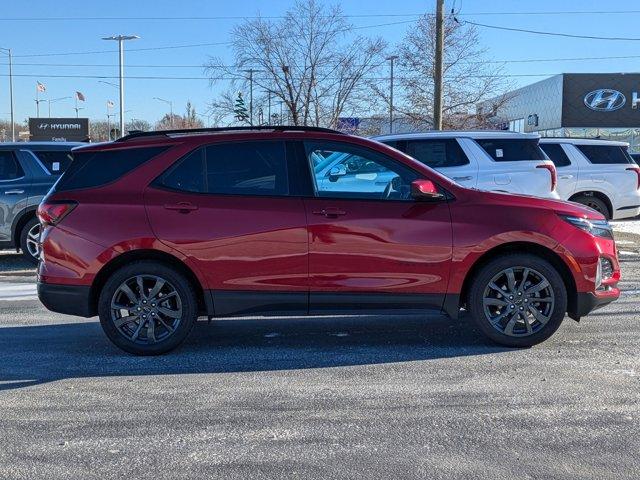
<box><xmin>36</xmin><ymin>127</ymin><xmax>621</xmax><ymax>355</ymax></box>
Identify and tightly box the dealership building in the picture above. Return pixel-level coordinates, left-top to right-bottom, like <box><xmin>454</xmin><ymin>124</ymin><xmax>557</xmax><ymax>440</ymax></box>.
<box><xmin>481</xmin><ymin>73</ymin><xmax>640</xmax><ymax>151</ymax></box>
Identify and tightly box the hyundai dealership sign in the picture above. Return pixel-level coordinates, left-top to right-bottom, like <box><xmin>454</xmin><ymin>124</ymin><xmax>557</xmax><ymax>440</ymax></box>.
<box><xmin>583</xmin><ymin>89</ymin><xmax>626</xmax><ymax>112</ymax></box>
<box><xmin>29</xmin><ymin>118</ymin><xmax>89</xmax><ymax>141</ymax></box>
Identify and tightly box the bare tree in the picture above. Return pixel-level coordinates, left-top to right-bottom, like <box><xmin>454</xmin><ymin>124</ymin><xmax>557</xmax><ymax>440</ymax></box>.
<box><xmin>205</xmin><ymin>0</ymin><xmax>386</xmax><ymax>127</ymax></box>
<box><xmin>155</xmin><ymin>102</ymin><xmax>205</xmax><ymax>130</ymax></box>
<box><xmin>384</xmin><ymin>15</ymin><xmax>510</xmax><ymax>130</ymax></box>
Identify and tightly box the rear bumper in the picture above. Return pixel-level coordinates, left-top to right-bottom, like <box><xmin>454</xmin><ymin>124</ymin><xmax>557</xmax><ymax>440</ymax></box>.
<box><xmin>569</xmin><ymin>290</ymin><xmax>619</xmax><ymax>320</ymax></box>
<box><xmin>613</xmin><ymin>205</ymin><xmax>640</xmax><ymax>220</ymax></box>
<box><xmin>37</xmin><ymin>282</ymin><xmax>94</xmax><ymax>317</ymax></box>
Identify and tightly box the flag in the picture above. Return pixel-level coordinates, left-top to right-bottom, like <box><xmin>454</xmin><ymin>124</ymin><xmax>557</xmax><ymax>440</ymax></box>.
<box><xmin>107</xmin><ymin>100</ymin><xmax>115</xmax><ymax>108</ymax></box>
<box><xmin>36</xmin><ymin>81</ymin><xmax>46</xmax><ymax>92</ymax></box>
<box><xmin>76</xmin><ymin>91</ymin><xmax>85</xmax><ymax>101</ymax></box>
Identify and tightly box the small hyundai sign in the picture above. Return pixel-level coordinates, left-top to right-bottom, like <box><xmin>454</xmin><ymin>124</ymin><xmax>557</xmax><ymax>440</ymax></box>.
<box><xmin>29</xmin><ymin>118</ymin><xmax>89</xmax><ymax>142</ymax></box>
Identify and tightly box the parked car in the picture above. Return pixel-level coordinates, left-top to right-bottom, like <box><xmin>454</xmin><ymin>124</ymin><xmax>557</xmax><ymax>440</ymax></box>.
<box><xmin>0</xmin><ymin>142</ymin><xmax>82</xmax><ymax>263</ymax></box>
<box><xmin>629</xmin><ymin>152</ymin><xmax>640</xmax><ymax>166</ymax></box>
<box><xmin>37</xmin><ymin>127</ymin><xmax>620</xmax><ymax>355</ymax></box>
<box><xmin>373</xmin><ymin>131</ymin><xmax>559</xmax><ymax>199</ymax></box>
<box><xmin>540</xmin><ymin>138</ymin><xmax>640</xmax><ymax>220</ymax></box>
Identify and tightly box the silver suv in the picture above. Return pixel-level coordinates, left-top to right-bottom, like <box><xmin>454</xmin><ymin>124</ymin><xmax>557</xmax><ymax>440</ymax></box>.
<box><xmin>0</xmin><ymin>142</ymin><xmax>82</xmax><ymax>263</ymax></box>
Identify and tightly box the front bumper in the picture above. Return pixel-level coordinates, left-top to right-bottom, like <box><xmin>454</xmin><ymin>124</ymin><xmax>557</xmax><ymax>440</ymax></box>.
<box><xmin>569</xmin><ymin>289</ymin><xmax>619</xmax><ymax>320</ymax></box>
<box><xmin>37</xmin><ymin>282</ymin><xmax>94</xmax><ymax>317</ymax></box>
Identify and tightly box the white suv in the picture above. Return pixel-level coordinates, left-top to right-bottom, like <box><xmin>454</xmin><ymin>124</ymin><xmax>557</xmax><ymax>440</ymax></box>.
<box><xmin>374</xmin><ymin>131</ymin><xmax>559</xmax><ymax>199</ymax></box>
<box><xmin>540</xmin><ymin>138</ymin><xmax>640</xmax><ymax>220</ymax></box>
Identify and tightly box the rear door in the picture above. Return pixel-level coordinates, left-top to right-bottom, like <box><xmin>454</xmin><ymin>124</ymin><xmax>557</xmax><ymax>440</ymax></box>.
<box><xmin>387</xmin><ymin>138</ymin><xmax>478</xmax><ymax>188</ymax></box>
<box><xmin>0</xmin><ymin>149</ymin><xmax>31</xmax><ymax>244</ymax></box>
<box><xmin>301</xmin><ymin>140</ymin><xmax>453</xmax><ymax>314</ymax></box>
<box><xmin>144</xmin><ymin>140</ymin><xmax>309</xmax><ymax>316</ymax></box>
<box><xmin>539</xmin><ymin>143</ymin><xmax>579</xmax><ymax>199</ymax></box>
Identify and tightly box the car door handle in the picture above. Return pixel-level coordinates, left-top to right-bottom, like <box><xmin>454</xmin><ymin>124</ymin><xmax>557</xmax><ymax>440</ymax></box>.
<box><xmin>163</xmin><ymin>202</ymin><xmax>198</xmax><ymax>213</ymax></box>
<box><xmin>452</xmin><ymin>176</ymin><xmax>473</xmax><ymax>181</ymax></box>
<box><xmin>559</xmin><ymin>174</ymin><xmax>573</xmax><ymax>179</ymax></box>
<box><xmin>312</xmin><ymin>207</ymin><xmax>347</xmax><ymax>218</ymax></box>
<box><xmin>4</xmin><ymin>189</ymin><xmax>24</xmax><ymax>195</ymax></box>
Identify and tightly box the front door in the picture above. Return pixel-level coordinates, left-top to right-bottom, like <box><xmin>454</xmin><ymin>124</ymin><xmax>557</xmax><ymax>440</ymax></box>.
<box><xmin>145</xmin><ymin>140</ymin><xmax>308</xmax><ymax>316</ymax></box>
<box><xmin>0</xmin><ymin>150</ymin><xmax>31</xmax><ymax>244</ymax></box>
<box><xmin>302</xmin><ymin>140</ymin><xmax>453</xmax><ymax>314</ymax></box>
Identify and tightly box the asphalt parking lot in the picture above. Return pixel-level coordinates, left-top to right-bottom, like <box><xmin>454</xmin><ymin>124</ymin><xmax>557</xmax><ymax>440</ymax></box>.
<box><xmin>0</xmin><ymin>225</ymin><xmax>638</xmax><ymax>480</ymax></box>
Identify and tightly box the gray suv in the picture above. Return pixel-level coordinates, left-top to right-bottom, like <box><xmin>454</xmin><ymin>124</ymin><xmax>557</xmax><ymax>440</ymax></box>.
<box><xmin>0</xmin><ymin>142</ymin><xmax>82</xmax><ymax>263</ymax></box>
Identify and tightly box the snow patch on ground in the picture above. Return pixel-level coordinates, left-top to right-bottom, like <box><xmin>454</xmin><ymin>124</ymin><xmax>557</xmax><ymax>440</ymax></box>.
<box><xmin>611</xmin><ymin>219</ymin><xmax>640</xmax><ymax>236</ymax></box>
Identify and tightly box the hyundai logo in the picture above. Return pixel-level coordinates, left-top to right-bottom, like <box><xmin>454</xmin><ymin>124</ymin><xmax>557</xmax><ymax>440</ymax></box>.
<box><xmin>584</xmin><ymin>89</ymin><xmax>626</xmax><ymax>111</ymax></box>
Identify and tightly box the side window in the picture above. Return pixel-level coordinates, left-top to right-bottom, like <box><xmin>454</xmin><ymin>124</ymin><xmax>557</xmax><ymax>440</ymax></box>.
<box><xmin>0</xmin><ymin>151</ymin><xmax>24</xmax><ymax>181</ymax></box>
<box><xmin>205</xmin><ymin>141</ymin><xmax>288</xmax><ymax>196</ymax></box>
<box><xmin>403</xmin><ymin>139</ymin><xmax>469</xmax><ymax>168</ymax></box>
<box><xmin>540</xmin><ymin>143</ymin><xmax>571</xmax><ymax>167</ymax></box>
<box><xmin>161</xmin><ymin>148</ymin><xmax>206</xmax><ymax>193</ymax></box>
<box><xmin>576</xmin><ymin>145</ymin><xmax>634</xmax><ymax>165</ymax></box>
<box><xmin>159</xmin><ymin>141</ymin><xmax>289</xmax><ymax>197</ymax></box>
<box><xmin>32</xmin><ymin>150</ymin><xmax>75</xmax><ymax>174</ymax></box>
<box><xmin>306</xmin><ymin>141</ymin><xmax>418</xmax><ymax>201</ymax></box>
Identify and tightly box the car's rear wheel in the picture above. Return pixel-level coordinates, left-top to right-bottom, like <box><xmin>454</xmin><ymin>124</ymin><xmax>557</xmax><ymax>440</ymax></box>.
<box><xmin>467</xmin><ymin>254</ymin><xmax>567</xmax><ymax>347</ymax></box>
<box><xmin>19</xmin><ymin>217</ymin><xmax>41</xmax><ymax>265</ymax></box>
<box><xmin>572</xmin><ymin>195</ymin><xmax>610</xmax><ymax>219</ymax></box>
<box><xmin>98</xmin><ymin>261</ymin><xmax>198</xmax><ymax>355</ymax></box>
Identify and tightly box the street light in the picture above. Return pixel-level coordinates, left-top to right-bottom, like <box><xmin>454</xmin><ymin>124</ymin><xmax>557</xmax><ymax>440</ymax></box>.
<box><xmin>47</xmin><ymin>96</ymin><xmax>71</xmax><ymax>117</ymax></box>
<box><xmin>101</xmin><ymin>35</ymin><xmax>139</xmax><ymax>138</ymax></box>
<box><xmin>153</xmin><ymin>97</ymin><xmax>174</xmax><ymax>128</ymax></box>
<box><xmin>0</xmin><ymin>47</ymin><xmax>15</xmax><ymax>141</ymax></box>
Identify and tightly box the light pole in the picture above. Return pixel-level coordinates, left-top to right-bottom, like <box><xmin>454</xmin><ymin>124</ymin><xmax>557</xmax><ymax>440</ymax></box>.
<box><xmin>0</xmin><ymin>48</ymin><xmax>14</xmax><ymax>141</ymax></box>
<box><xmin>243</xmin><ymin>69</ymin><xmax>255</xmax><ymax>125</ymax></box>
<box><xmin>386</xmin><ymin>55</ymin><xmax>398</xmax><ymax>134</ymax></box>
<box><xmin>47</xmin><ymin>96</ymin><xmax>71</xmax><ymax>117</ymax></box>
<box><xmin>153</xmin><ymin>97</ymin><xmax>174</xmax><ymax>128</ymax></box>
<box><xmin>101</xmin><ymin>35</ymin><xmax>139</xmax><ymax>138</ymax></box>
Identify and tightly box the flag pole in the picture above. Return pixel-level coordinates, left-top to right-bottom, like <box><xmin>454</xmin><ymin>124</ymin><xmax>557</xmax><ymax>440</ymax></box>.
<box><xmin>35</xmin><ymin>83</ymin><xmax>39</xmax><ymax>118</ymax></box>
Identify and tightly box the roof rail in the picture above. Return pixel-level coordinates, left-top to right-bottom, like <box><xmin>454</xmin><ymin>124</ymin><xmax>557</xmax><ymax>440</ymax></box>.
<box><xmin>115</xmin><ymin>125</ymin><xmax>344</xmax><ymax>142</ymax></box>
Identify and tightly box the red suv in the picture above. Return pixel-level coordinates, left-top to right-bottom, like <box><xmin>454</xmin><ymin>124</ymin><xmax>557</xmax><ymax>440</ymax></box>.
<box><xmin>37</xmin><ymin>127</ymin><xmax>620</xmax><ymax>355</ymax></box>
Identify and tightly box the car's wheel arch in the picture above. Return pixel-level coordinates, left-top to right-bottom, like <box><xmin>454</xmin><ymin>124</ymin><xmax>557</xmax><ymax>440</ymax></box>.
<box><xmin>569</xmin><ymin>190</ymin><xmax>613</xmax><ymax>218</ymax></box>
<box><xmin>11</xmin><ymin>206</ymin><xmax>38</xmax><ymax>249</ymax></box>
<box><xmin>90</xmin><ymin>249</ymin><xmax>210</xmax><ymax>317</ymax></box>
<box><xmin>453</xmin><ymin>241</ymin><xmax>578</xmax><ymax>321</ymax></box>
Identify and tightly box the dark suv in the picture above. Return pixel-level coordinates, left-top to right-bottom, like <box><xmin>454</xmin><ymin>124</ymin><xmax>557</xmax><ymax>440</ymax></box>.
<box><xmin>37</xmin><ymin>127</ymin><xmax>620</xmax><ymax>355</ymax></box>
<box><xmin>0</xmin><ymin>142</ymin><xmax>82</xmax><ymax>263</ymax></box>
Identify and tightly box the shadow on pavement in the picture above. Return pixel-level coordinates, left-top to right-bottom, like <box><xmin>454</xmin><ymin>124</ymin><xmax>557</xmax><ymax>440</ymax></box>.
<box><xmin>0</xmin><ymin>314</ymin><xmax>510</xmax><ymax>390</ymax></box>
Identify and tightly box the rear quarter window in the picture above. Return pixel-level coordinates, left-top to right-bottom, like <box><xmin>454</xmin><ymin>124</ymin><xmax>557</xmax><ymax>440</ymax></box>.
<box><xmin>32</xmin><ymin>150</ymin><xmax>75</xmax><ymax>174</ymax></box>
<box><xmin>576</xmin><ymin>145</ymin><xmax>634</xmax><ymax>164</ymax></box>
<box><xmin>540</xmin><ymin>143</ymin><xmax>571</xmax><ymax>167</ymax></box>
<box><xmin>476</xmin><ymin>139</ymin><xmax>546</xmax><ymax>162</ymax></box>
<box><xmin>54</xmin><ymin>146</ymin><xmax>169</xmax><ymax>192</ymax></box>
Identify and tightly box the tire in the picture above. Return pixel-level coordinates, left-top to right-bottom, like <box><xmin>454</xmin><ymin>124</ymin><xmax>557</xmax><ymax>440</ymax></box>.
<box><xmin>19</xmin><ymin>217</ymin><xmax>41</xmax><ymax>265</ymax></box>
<box><xmin>467</xmin><ymin>254</ymin><xmax>568</xmax><ymax>348</ymax></box>
<box><xmin>98</xmin><ymin>261</ymin><xmax>198</xmax><ymax>355</ymax></box>
<box><xmin>572</xmin><ymin>195</ymin><xmax>610</xmax><ymax>219</ymax></box>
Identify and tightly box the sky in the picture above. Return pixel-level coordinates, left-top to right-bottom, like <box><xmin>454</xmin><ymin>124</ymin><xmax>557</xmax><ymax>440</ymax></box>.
<box><xmin>2</xmin><ymin>0</ymin><xmax>640</xmax><ymax>126</ymax></box>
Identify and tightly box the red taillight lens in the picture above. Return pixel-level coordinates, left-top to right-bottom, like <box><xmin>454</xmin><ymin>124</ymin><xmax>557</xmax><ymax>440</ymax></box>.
<box><xmin>37</xmin><ymin>201</ymin><xmax>77</xmax><ymax>226</ymax></box>
<box><xmin>537</xmin><ymin>163</ymin><xmax>557</xmax><ymax>191</ymax></box>
<box><xmin>626</xmin><ymin>166</ymin><xmax>640</xmax><ymax>190</ymax></box>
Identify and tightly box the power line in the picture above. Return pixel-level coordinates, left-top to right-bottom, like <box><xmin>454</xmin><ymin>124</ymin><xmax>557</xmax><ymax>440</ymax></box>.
<box><xmin>0</xmin><ymin>10</ymin><xmax>639</xmax><ymax>21</ymax></box>
<box><xmin>463</xmin><ymin>20</ymin><xmax>640</xmax><ymax>41</ymax></box>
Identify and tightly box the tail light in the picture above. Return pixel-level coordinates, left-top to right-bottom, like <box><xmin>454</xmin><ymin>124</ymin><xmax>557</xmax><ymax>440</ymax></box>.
<box><xmin>626</xmin><ymin>166</ymin><xmax>640</xmax><ymax>190</ymax></box>
<box><xmin>37</xmin><ymin>201</ymin><xmax>77</xmax><ymax>226</ymax></box>
<box><xmin>537</xmin><ymin>163</ymin><xmax>557</xmax><ymax>191</ymax></box>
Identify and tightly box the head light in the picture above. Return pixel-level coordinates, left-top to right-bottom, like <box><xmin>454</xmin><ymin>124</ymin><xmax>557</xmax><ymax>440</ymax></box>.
<box><xmin>559</xmin><ymin>215</ymin><xmax>614</xmax><ymax>239</ymax></box>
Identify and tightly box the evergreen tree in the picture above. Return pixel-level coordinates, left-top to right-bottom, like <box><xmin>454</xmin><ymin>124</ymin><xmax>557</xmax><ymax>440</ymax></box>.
<box><xmin>234</xmin><ymin>92</ymin><xmax>249</xmax><ymax>123</ymax></box>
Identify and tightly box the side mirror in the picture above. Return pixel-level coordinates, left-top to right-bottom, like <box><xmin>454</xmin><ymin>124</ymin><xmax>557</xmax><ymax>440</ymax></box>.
<box><xmin>411</xmin><ymin>179</ymin><xmax>445</xmax><ymax>201</ymax></box>
<box><xmin>328</xmin><ymin>164</ymin><xmax>347</xmax><ymax>182</ymax></box>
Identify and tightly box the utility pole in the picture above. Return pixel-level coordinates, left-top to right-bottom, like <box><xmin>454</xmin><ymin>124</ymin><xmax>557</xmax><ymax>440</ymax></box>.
<box><xmin>0</xmin><ymin>48</ymin><xmax>15</xmax><ymax>141</ymax></box>
<box><xmin>102</xmin><ymin>35</ymin><xmax>139</xmax><ymax>138</ymax></box>
<box><xmin>154</xmin><ymin>97</ymin><xmax>174</xmax><ymax>127</ymax></box>
<box><xmin>244</xmin><ymin>69</ymin><xmax>255</xmax><ymax>126</ymax></box>
<box><xmin>386</xmin><ymin>55</ymin><xmax>398</xmax><ymax>134</ymax></box>
<box><xmin>433</xmin><ymin>0</ymin><xmax>445</xmax><ymax>130</ymax></box>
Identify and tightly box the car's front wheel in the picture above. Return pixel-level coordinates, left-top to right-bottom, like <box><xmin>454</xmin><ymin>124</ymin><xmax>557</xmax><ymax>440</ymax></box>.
<box><xmin>467</xmin><ymin>254</ymin><xmax>568</xmax><ymax>347</ymax></box>
<box><xmin>98</xmin><ymin>261</ymin><xmax>198</xmax><ymax>355</ymax></box>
